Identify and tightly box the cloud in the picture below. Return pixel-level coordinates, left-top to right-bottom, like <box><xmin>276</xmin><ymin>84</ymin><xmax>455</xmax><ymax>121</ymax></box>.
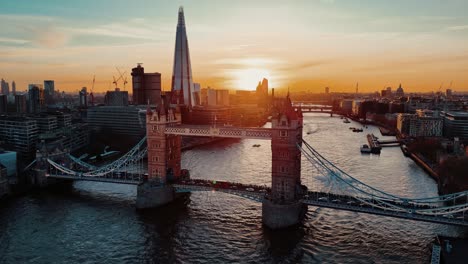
<box><xmin>278</xmin><ymin>60</ymin><xmax>332</xmax><ymax>71</ymax></box>
<box><xmin>0</xmin><ymin>14</ymin><xmax>70</xmax><ymax>48</ymax></box>
<box><xmin>26</xmin><ymin>24</ymin><xmax>70</xmax><ymax>48</ymax></box>
<box><xmin>63</xmin><ymin>19</ymin><xmax>172</xmax><ymax>41</ymax></box>
<box><xmin>0</xmin><ymin>37</ymin><xmax>29</xmax><ymax>44</ymax></box>
<box><xmin>446</xmin><ymin>25</ymin><xmax>468</xmax><ymax>31</ymax></box>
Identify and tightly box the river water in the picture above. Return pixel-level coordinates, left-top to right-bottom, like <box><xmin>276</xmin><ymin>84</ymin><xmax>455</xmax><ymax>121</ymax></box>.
<box><xmin>1</xmin><ymin>113</ymin><xmax>466</xmax><ymax>263</ymax></box>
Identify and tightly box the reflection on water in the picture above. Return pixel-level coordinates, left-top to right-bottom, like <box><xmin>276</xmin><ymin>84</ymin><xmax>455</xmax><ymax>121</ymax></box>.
<box><xmin>0</xmin><ymin>113</ymin><xmax>466</xmax><ymax>263</ymax></box>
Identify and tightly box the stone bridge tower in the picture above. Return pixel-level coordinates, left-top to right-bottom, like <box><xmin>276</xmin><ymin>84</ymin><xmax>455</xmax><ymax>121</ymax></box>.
<box><xmin>145</xmin><ymin>101</ymin><xmax>182</xmax><ymax>184</ymax></box>
<box><xmin>262</xmin><ymin>95</ymin><xmax>305</xmax><ymax>229</ymax></box>
<box><xmin>137</xmin><ymin>101</ymin><xmax>181</xmax><ymax>209</ymax></box>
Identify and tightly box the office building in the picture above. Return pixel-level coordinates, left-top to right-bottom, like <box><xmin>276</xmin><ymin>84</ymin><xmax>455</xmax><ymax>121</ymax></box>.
<box><xmin>216</xmin><ymin>89</ymin><xmax>230</xmax><ymax>106</ymax></box>
<box><xmin>131</xmin><ymin>64</ymin><xmax>162</xmax><ymax>105</ymax></box>
<box><xmin>79</xmin><ymin>87</ymin><xmax>88</xmax><ymax>107</ymax></box>
<box><xmin>28</xmin><ymin>84</ymin><xmax>44</xmax><ymax>113</ymax></box>
<box><xmin>0</xmin><ymin>94</ymin><xmax>7</xmax><ymax>113</ymax></box>
<box><xmin>256</xmin><ymin>78</ymin><xmax>269</xmax><ymax>108</ymax></box>
<box><xmin>397</xmin><ymin>113</ymin><xmax>443</xmax><ymax>137</ymax></box>
<box><xmin>38</xmin><ymin>122</ymin><xmax>89</xmax><ymax>153</ymax></box>
<box><xmin>443</xmin><ymin>112</ymin><xmax>468</xmax><ymax>139</ymax></box>
<box><xmin>31</xmin><ymin>115</ymin><xmax>58</xmax><ymax>133</ymax></box>
<box><xmin>340</xmin><ymin>100</ymin><xmax>354</xmax><ymax>114</ymax></box>
<box><xmin>47</xmin><ymin>111</ymin><xmax>72</xmax><ymax>128</ymax></box>
<box><xmin>15</xmin><ymin>94</ymin><xmax>27</xmax><ymax>113</ymax></box>
<box><xmin>105</xmin><ymin>88</ymin><xmax>129</xmax><ymax>106</ymax></box>
<box><xmin>87</xmin><ymin>106</ymin><xmax>146</xmax><ymax>137</ymax></box>
<box><xmin>11</xmin><ymin>81</ymin><xmax>16</xmax><ymax>95</ymax></box>
<box><xmin>207</xmin><ymin>88</ymin><xmax>217</xmax><ymax>106</ymax></box>
<box><xmin>0</xmin><ymin>116</ymin><xmax>38</xmax><ymax>160</ymax></box>
<box><xmin>44</xmin><ymin>80</ymin><xmax>55</xmax><ymax>103</ymax></box>
<box><xmin>397</xmin><ymin>114</ymin><xmax>412</xmax><ymax>135</ymax></box>
<box><xmin>1</xmin><ymin>79</ymin><xmax>9</xmax><ymax>95</ymax></box>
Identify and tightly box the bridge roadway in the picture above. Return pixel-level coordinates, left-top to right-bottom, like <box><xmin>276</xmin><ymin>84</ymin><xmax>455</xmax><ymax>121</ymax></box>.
<box><xmin>45</xmin><ymin>175</ymin><xmax>468</xmax><ymax>227</ymax></box>
<box><xmin>46</xmin><ymin>172</ymin><xmax>146</xmax><ymax>185</ymax></box>
<box><xmin>173</xmin><ymin>179</ymin><xmax>468</xmax><ymax>227</ymax></box>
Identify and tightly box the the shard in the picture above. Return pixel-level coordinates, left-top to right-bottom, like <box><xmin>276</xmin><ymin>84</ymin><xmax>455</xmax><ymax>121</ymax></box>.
<box><xmin>171</xmin><ymin>6</ymin><xmax>195</xmax><ymax>107</ymax></box>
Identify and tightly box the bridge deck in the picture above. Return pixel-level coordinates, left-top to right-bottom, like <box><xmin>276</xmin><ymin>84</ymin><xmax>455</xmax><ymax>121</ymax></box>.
<box><xmin>47</xmin><ymin>173</ymin><xmax>144</xmax><ymax>185</ymax></box>
<box><xmin>172</xmin><ymin>181</ymin><xmax>468</xmax><ymax>227</ymax></box>
<box><xmin>43</xmin><ymin>175</ymin><xmax>468</xmax><ymax>227</ymax></box>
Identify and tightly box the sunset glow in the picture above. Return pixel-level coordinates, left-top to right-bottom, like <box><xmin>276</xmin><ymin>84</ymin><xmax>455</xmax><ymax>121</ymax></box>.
<box><xmin>1</xmin><ymin>0</ymin><xmax>468</xmax><ymax>93</ymax></box>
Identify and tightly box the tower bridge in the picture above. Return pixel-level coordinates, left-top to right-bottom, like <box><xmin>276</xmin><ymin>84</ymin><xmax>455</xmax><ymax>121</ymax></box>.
<box><xmin>36</xmin><ymin>95</ymin><xmax>468</xmax><ymax>229</ymax></box>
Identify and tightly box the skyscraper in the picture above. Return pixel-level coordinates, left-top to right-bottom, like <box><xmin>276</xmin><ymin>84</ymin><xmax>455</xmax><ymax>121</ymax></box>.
<box><xmin>11</xmin><ymin>81</ymin><xmax>16</xmax><ymax>95</ymax></box>
<box><xmin>131</xmin><ymin>64</ymin><xmax>162</xmax><ymax>105</ymax></box>
<box><xmin>44</xmin><ymin>80</ymin><xmax>55</xmax><ymax>104</ymax></box>
<box><xmin>28</xmin><ymin>84</ymin><xmax>44</xmax><ymax>113</ymax></box>
<box><xmin>1</xmin><ymin>79</ymin><xmax>9</xmax><ymax>95</ymax></box>
<box><xmin>170</xmin><ymin>7</ymin><xmax>196</xmax><ymax>107</ymax></box>
<box><xmin>79</xmin><ymin>87</ymin><xmax>88</xmax><ymax>107</ymax></box>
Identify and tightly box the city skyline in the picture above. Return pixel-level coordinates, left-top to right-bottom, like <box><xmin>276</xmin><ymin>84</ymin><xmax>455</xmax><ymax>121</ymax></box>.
<box><xmin>1</xmin><ymin>1</ymin><xmax>468</xmax><ymax>93</ymax></box>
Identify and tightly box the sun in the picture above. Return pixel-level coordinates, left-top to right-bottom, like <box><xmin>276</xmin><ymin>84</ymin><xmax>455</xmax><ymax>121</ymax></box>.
<box><xmin>232</xmin><ymin>68</ymin><xmax>271</xmax><ymax>90</ymax></box>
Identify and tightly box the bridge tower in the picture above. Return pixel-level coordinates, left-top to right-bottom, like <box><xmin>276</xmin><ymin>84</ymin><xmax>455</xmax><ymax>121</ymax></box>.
<box><xmin>136</xmin><ymin>101</ymin><xmax>182</xmax><ymax>209</ymax></box>
<box><xmin>262</xmin><ymin>95</ymin><xmax>306</xmax><ymax>229</ymax></box>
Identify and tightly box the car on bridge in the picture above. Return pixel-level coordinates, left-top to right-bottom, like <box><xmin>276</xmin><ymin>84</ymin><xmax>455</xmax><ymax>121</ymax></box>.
<box><xmin>318</xmin><ymin>197</ymin><xmax>328</xmax><ymax>202</ymax></box>
<box><xmin>246</xmin><ymin>188</ymin><xmax>254</xmax><ymax>192</ymax></box>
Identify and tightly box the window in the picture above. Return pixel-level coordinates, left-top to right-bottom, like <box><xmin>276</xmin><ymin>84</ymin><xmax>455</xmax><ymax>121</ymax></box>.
<box><xmin>281</xmin><ymin>120</ymin><xmax>287</xmax><ymax>126</ymax></box>
<box><xmin>280</xmin><ymin>130</ymin><xmax>288</xmax><ymax>137</ymax></box>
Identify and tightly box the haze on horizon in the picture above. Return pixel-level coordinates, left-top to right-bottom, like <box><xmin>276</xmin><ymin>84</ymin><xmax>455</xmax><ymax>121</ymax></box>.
<box><xmin>1</xmin><ymin>0</ymin><xmax>468</xmax><ymax>94</ymax></box>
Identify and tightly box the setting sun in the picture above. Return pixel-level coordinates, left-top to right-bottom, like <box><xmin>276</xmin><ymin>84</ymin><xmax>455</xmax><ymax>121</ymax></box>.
<box><xmin>230</xmin><ymin>68</ymin><xmax>271</xmax><ymax>90</ymax></box>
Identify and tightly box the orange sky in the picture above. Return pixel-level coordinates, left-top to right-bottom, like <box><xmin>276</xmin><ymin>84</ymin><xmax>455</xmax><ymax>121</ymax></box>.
<box><xmin>1</xmin><ymin>1</ymin><xmax>468</xmax><ymax>93</ymax></box>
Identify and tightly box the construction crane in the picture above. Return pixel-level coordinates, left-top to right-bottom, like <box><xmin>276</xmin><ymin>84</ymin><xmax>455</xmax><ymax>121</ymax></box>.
<box><xmin>90</xmin><ymin>75</ymin><xmax>95</xmax><ymax>106</ymax></box>
<box><xmin>116</xmin><ymin>67</ymin><xmax>128</xmax><ymax>90</ymax></box>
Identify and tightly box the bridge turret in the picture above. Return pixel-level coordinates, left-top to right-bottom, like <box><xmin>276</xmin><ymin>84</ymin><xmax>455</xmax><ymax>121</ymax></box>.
<box><xmin>137</xmin><ymin>101</ymin><xmax>182</xmax><ymax>209</ymax></box>
<box><xmin>263</xmin><ymin>96</ymin><xmax>306</xmax><ymax>229</ymax></box>
<box><xmin>270</xmin><ymin>97</ymin><xmax>303</xmax><ymax>202</ymax></box>
<box><xmin>146</xmin><ymin>102</ymin><xmax>182</xmax><ymax>185</ymax></box>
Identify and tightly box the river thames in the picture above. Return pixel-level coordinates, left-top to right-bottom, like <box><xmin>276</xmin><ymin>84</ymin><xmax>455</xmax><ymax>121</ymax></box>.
<box><xmin>1</xmin><ymin>113</ymin><xmax>466</xmax><ymax>263</ymax></box>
